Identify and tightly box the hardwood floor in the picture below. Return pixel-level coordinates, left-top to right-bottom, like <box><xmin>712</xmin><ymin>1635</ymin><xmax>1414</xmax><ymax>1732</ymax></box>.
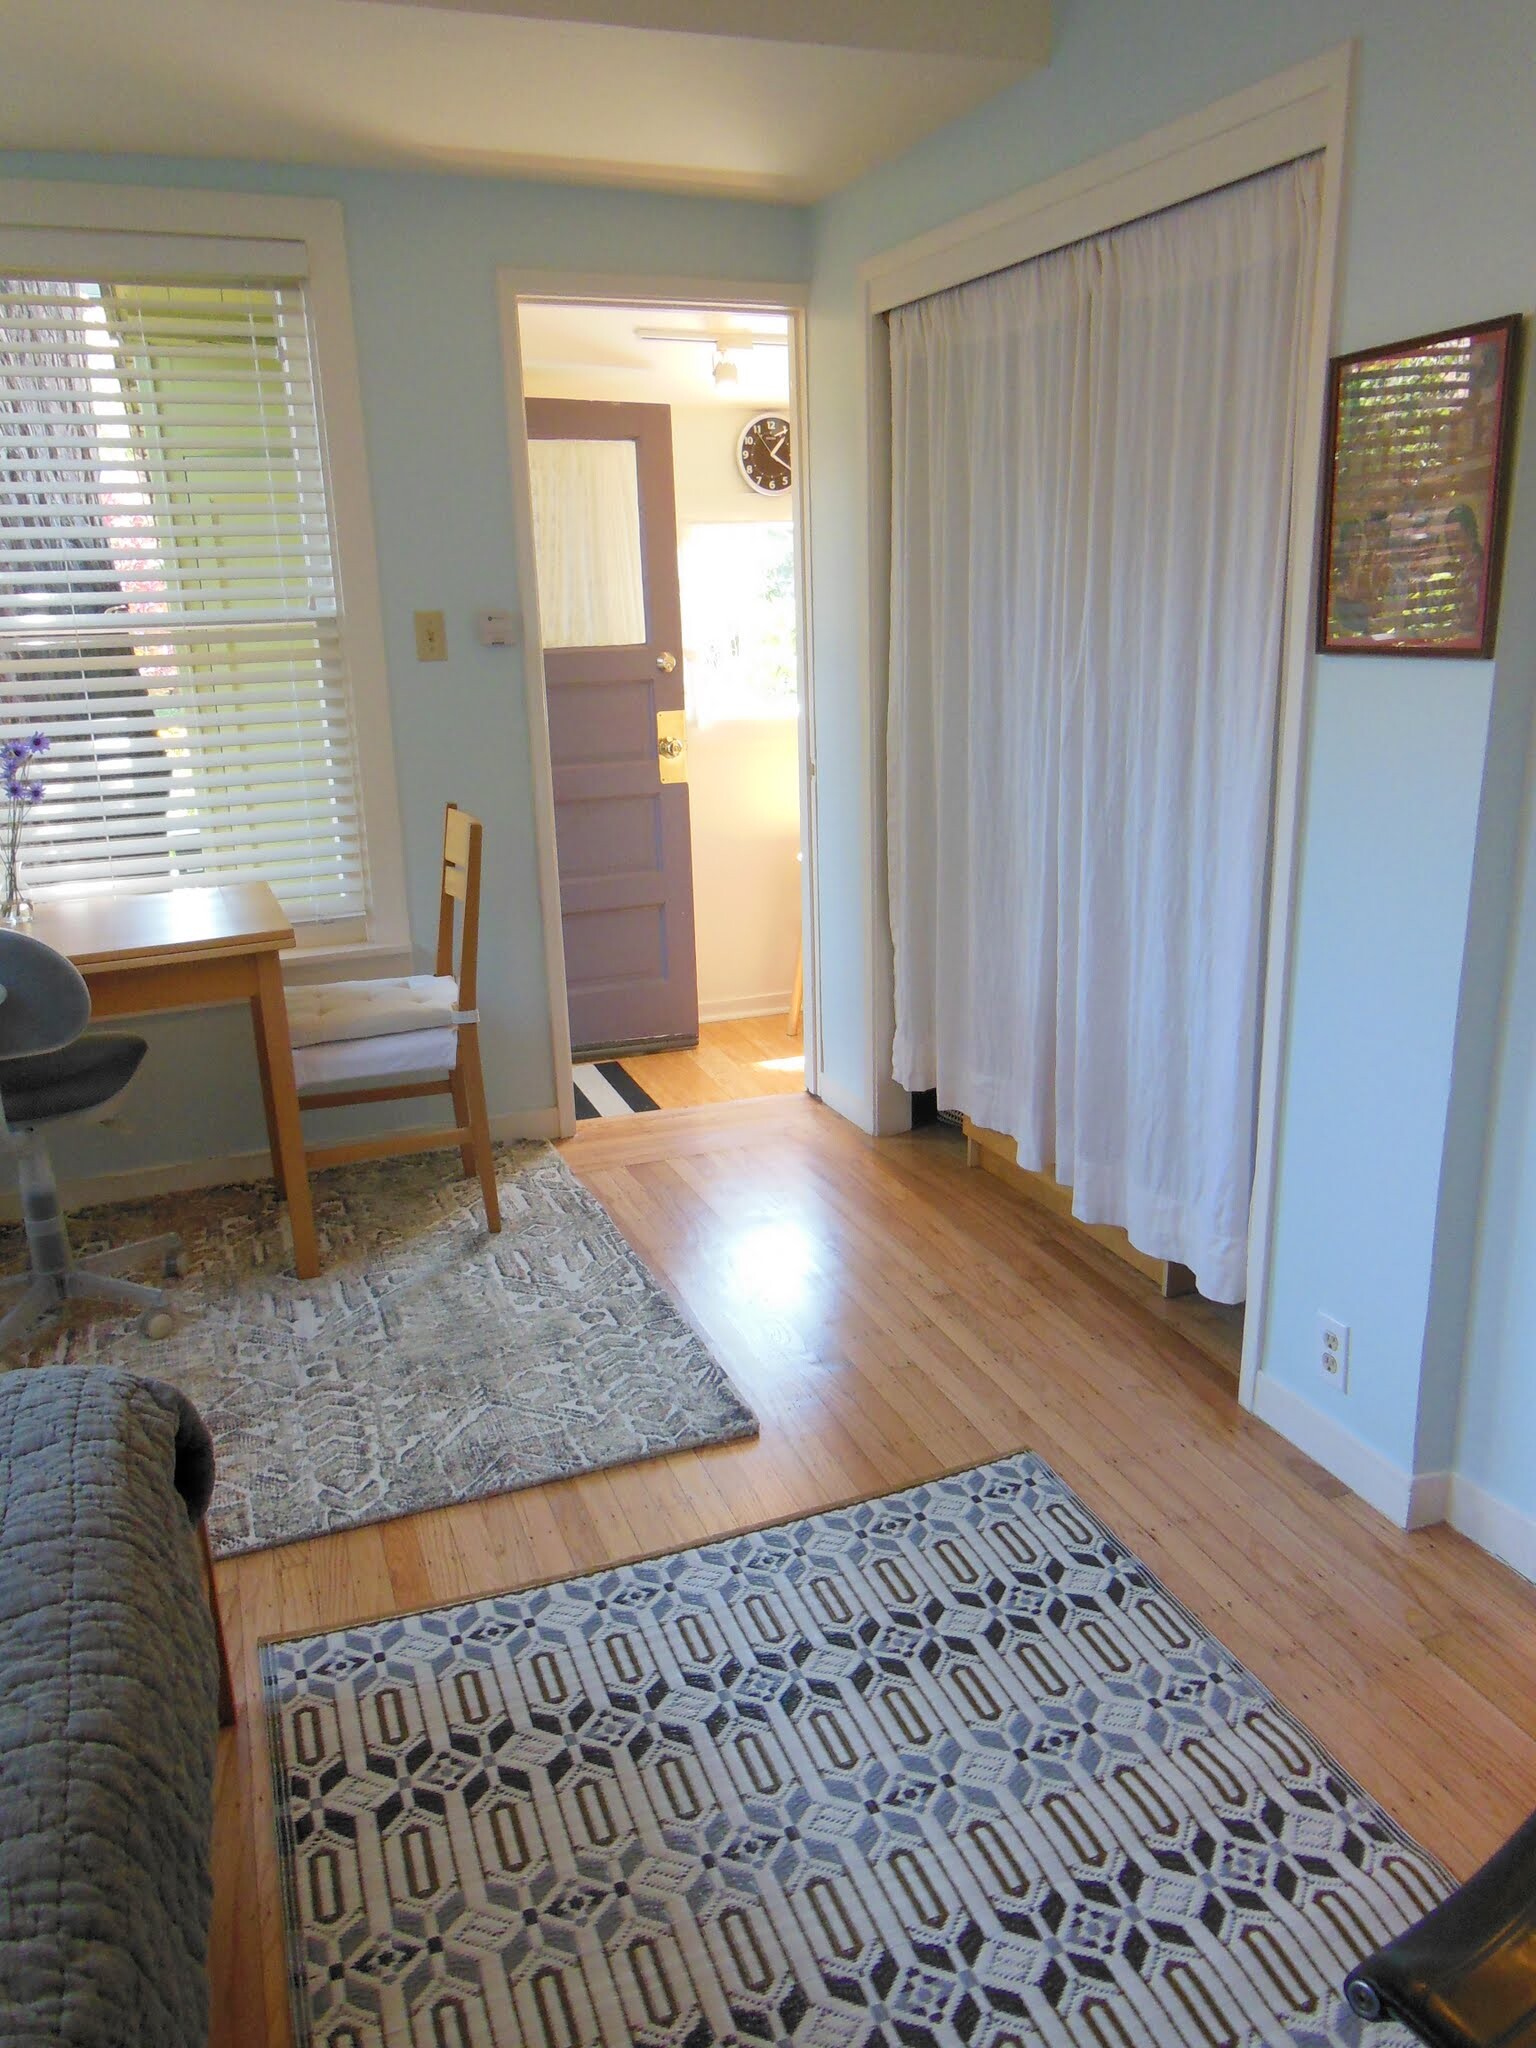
<box><xmin>208</xmin><ymin>1096</ymin><xmax>1536</xmax><ymax>2046</ymax></box>
<box><xmin>616</xmin><ymin>1012</ymin><xmax>805</xmax><ymax>1108</ymax></box>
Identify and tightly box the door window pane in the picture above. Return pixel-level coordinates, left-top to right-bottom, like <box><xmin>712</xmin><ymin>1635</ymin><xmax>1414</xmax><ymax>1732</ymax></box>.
<box><xmin>528</xmin><ymin>438</ymin><xmax>646</xmax><ymax>648</ymax></box>
<box><xmin>679</xmin><ymin>522</ymin><xmax>797</xmax><ymax>724</ymax></box>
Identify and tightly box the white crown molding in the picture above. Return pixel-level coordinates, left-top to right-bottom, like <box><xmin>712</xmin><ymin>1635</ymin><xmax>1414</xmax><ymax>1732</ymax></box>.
<box><xmin>344</xmin><ymin>0</ymin><xmax>1052</xmax><ymax>63</ymax></box>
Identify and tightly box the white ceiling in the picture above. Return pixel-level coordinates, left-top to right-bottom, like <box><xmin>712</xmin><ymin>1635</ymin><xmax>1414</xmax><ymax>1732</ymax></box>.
<box><xmin>520</xmin><ymin>303</ymin><xmax>791</xmax><ymax>406</ymax></box>
<box><xmin>0</xmin><ymin>0</ymin><xmax>1050</xmax><ymax>204</ymax></box>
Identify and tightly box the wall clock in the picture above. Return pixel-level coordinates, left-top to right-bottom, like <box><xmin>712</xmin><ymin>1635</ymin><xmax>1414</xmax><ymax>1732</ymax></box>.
<box><xmin>737</xmin><ymin>412</ymin><xmax>792</xmax><ymax>495</ymax></box>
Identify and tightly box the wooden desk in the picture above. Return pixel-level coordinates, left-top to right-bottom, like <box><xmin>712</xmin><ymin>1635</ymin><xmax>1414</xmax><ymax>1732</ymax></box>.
<box><xmin>28</xmin><ymin>883</ymin><xmax>320</xmax><ymax>1280</ymax></box>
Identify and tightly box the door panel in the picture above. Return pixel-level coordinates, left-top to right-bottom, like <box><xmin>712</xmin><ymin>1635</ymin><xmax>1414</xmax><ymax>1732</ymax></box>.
<box><xmin>545</xmin><ymin>679</ymin><xmax>654</xmax><ymax>763</ymax></box>
<box><xmin>555</xmin><ymin>796</ymin><xmax>659</xmax><ymax>878</ymax></box>
<box><xmin>526</xmin><ymin>398</ymin><xmax>699</xmax><ymax>1055</ymax></box>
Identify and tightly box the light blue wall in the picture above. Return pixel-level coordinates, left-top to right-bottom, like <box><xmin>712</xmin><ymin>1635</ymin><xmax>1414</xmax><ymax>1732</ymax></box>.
<box><xmin>5</xmin><ymin>1</ymin><xmax>1535</xmax><ymax>1542</ymax></box>
<box><xmin>804</xmin><ymin>0</ymin><xmax>1536</xmax><ymax>1499</ymax></box>
<box><xmin>1455</xmin><ymin>400</ymin><xmax>1536</xmax><ymax>1531</ymax></box>
<box><xmin>1461</xmin><ymin>817</ymin><xmax>1536</xmax><ymax>1518</ymax></box>
<box><xmin>0</xmin><ymin>151</ymin><xmax>810</xmax><ymax>1180</ymax></box>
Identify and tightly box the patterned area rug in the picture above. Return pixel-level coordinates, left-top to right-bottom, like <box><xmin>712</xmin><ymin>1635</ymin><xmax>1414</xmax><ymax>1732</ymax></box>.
<box><xmin>3</xmin><ymin>1143</ymin><xmax>755</xmax><ymax>1557</ymax></box>
<box><xmin>263</xmin><ymin>1454</ymin><xmax>1444</xmax><ymax>2047</ymax></box>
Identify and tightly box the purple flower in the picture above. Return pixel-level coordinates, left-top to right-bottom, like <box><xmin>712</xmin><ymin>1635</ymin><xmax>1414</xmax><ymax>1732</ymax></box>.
<box><xmin>1</xmin><ymin>732</ymin><xmax>48</xmax><ymax>808</ymax></box>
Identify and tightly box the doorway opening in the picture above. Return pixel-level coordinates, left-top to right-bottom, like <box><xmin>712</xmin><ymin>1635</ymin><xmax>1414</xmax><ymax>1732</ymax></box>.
<box><xmin>505</xmin><ymin>291</ymin><xmax>813</xmax><ymax>1122</ymax></box>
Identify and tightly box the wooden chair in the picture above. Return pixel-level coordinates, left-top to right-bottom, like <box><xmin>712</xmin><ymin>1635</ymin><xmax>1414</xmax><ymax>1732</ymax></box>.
<box><xmin>282</xmin><ymin>804</ymin><xmax>501</xmax><ymax>1236</ymax></box>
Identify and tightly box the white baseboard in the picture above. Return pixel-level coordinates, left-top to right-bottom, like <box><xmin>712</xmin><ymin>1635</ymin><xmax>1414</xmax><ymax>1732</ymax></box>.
<box><xmin>1407</xmin><ymin>1468</ymin><xmax>1452</xmax><ymax>1530</ymax></box>
<box><xmin>1251</xmin><ymin>1376</ymin><xmax>1536</xmax><ymax>1580</ymax></box>
<box><xmin>1251</xmin><ymin>1373</ymin><xmax>1422</xmax><ymax>1527</ymax></box>
<box><xmin>697</xmin><ymin>992</ymin><xmax>793</xmax><ymax>1023</ymax></box>
<box><xmin>0</xmin><ymin>1106</ymin><xmax>561</xmax><ymax>1219</ymax></box>
<box><xmin>1446</xmin><ymin>1473</ymin><xmax>1536</xmax><ymax>1583</ymax></box>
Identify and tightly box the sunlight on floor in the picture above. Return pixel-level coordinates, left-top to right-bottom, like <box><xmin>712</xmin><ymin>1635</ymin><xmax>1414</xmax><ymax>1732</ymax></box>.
<box><xmin>754</xmin><ymin>1054</ymin><xmax>805</xmax><ymax>1075</ymax></box>
<box><xmin>723</xmin><ymin>1219</ymin><xmax>818</xmax><ymax>1310</ymax></box>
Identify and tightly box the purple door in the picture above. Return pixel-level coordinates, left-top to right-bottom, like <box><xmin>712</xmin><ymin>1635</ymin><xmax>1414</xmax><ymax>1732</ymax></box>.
<box><xmin>526</xmin><ymin>399</ymin><xmax>699</xmax><ymax>1056</ymax></box>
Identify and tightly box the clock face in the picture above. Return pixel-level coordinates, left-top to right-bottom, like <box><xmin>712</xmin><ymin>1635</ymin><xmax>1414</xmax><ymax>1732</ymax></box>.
<box><xmin>738</xmin><ymin>413</ymin><xmax>792</xmax><ymax>495</ymax></box>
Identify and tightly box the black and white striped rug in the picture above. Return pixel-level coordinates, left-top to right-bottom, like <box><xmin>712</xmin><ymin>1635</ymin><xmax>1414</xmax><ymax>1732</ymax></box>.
<box><xmin>573</xmin><ymin>1059</ymin><xmax>661</xmax><ymax>1120</ymax></box>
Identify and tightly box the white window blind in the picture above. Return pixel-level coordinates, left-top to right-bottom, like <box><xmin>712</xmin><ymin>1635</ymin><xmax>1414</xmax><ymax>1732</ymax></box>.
<box><xmin>0</xmin><ymin>273</ymin><xmax>365</xmax><ymax>923</ymax></box>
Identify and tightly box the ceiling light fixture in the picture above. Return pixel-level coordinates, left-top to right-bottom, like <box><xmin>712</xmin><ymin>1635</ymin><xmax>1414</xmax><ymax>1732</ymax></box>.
<box><xmin>634</xmin><ymin>326</ymin><xmax>789</xmax><ymax>351</ymax></box>
<box><xmin>712</xmin><ymin>346</ymin><xmax>740</xmax><ymax>387</ymax></box>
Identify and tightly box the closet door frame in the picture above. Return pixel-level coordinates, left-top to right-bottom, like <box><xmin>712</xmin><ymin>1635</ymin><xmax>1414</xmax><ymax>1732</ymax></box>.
<box><xmin>858</xmin><ymin>45</ymin><xmax>1355</xmax><ymax>1411</ymax></box>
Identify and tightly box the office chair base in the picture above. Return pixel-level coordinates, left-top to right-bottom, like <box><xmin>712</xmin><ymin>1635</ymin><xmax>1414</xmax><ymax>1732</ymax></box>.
<box><xmin>0</xmin><ymin>1118</ymin><xmax>182</xmax><ymax>1349</ymax></box>
<box><xmin>0</xmin><ymin>1234</ymin><xmax>182</xmax><ymax>1348</ymax></box>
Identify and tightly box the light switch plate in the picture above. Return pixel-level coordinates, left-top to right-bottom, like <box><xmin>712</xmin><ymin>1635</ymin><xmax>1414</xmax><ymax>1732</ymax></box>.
<box><xmin>414</xmin><ymin>609</ymin><xmax>447</xmax><ymax>661</ymax></box>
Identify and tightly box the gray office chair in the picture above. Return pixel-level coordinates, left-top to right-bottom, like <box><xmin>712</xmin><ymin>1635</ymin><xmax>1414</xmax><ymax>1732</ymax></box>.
<box><xmin>0</xmin><ymin>927</ymin><xmax>181</xmax><ymax>1348</ymax></box>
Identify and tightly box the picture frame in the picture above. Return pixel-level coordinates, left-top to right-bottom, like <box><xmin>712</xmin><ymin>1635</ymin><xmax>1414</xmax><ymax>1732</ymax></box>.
<box><xmin>1317</xmin><ymin>313</ymin><xmax>1522</xmax><ymax>658</ymax></box>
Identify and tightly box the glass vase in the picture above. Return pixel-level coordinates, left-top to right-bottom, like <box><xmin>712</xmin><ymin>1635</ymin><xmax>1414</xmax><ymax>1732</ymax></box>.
<box><xmin>1</xmin><ymin>849</ymin><xmax>32</xmax><ymax>927</ymax></box>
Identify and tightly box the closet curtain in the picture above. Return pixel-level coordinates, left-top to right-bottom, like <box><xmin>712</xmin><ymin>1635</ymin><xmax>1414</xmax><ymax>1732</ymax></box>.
<box><xmin>888</xmin><ymin>157</ymin><xmax>1321</xmax><ymax>1301</ymax></box>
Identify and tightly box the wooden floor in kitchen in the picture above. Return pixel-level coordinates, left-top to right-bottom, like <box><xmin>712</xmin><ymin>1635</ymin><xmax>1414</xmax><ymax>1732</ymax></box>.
<box><xmin>616</xmin><ymin>1012</ymin><xmax>807</xmax><ymax>1108</ymax></box>
<box><xmin>208</xmin><ymin>1094</ymin><xmax>1536</xmax><ymax>2047</ymax></box>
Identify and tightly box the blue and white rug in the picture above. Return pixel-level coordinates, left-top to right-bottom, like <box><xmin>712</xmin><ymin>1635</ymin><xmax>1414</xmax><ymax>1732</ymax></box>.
<box><xmin>263</xmin><ymin>1453</ymin><xmax>1444</xmax><ymax>2045</ymax></box>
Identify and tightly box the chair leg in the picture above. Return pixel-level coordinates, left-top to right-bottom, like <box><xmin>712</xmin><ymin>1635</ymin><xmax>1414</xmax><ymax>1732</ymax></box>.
<box><xmin>65</xmin><ymin>1270</ymin><xmax>173</xmax><ymax>1321</ymax></box>
<box><xmin>448</xmin><ymin>1064</ymin><xmax>476</xmax><ymax>1179</ymax></box>
<box><xmin>67</xmin><ymin>1234</ymin><xmax>178</xmax><ymax>1334</ymax></box>
<box><xmin>456</xmin><ymin>1025</ymin><xmax>501</xmax><ymax>1233</ymax></box>
<box><xmin>0</xmin><ymin>1276</ymin><xmax>62</xmax><ymax>1349</ymax></box>
<box><xmin>79</xmin><ymin>1232</ymin><xmax>180</xmax><ymax>1279</ymax></box>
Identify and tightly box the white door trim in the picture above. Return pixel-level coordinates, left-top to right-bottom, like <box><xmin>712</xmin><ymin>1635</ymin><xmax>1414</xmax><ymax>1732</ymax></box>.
<box><xmin>496</xmin><ymin>269</ymin><xmax>819</xmax><ymax>1134</ymax></box>
<box><xmin>857</xmin><ymin>45</ymin><xmax>1356</xmax><ymax>1401</ymax></box>
<box><xmin>861</xmin><ymin>47</ymin><xmax>1353</xmax><ymax>312</ymax></box>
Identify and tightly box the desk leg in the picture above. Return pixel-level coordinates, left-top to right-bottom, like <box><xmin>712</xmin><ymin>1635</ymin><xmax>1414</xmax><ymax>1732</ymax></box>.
<box><xmin>252</xmin><ymin>951</ymin><xmax>319</xmax><ymax>1280</ymax></box>
<box><xmin>250</xmin><ymin>996</ymin><xmax>287</xmax><ymax>1202</ymax></box>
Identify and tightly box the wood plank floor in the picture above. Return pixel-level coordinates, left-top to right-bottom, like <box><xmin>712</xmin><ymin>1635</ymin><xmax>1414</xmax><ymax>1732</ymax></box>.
<box><xmin>207</xmin><ymin>1096</ymin><xmax>1536</xmax><ymax>2046</ymax></box>
<box><xmin>616</xmin><ymin>1013</ymin><xmax>805</xmax><ymax>1109</ymax></box>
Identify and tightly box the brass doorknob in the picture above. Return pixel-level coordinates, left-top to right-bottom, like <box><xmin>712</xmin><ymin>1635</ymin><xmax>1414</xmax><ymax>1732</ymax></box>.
<box><xmin>655</xmin><ymin>652</ymin><xmax>677</xmax><ymax>672</ymax></box>
<box><xmin>658</xmin><ymin>736</ymin><xmax>684</xmax><ymax>758</ymax></box>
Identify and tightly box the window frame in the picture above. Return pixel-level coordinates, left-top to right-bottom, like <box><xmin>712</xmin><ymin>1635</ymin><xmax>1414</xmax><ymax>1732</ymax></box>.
<box><xmin>0</xmin><ymin>182</ymin><xmax>409</xmax><ymax>970</ymax></box>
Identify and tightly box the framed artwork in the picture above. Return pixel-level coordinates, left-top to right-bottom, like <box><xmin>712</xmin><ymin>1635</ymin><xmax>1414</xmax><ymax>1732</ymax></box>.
<box><xmin>1318</xmin><ymin>313</ymin><xmax>1522</xmax><ymax>657</ymax></box>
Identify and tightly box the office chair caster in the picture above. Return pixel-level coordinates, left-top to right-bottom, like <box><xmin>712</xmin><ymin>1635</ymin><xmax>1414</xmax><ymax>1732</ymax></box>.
<box><xmin>138</xmin><ymin>1306</ymin><xmax>175</xmax><ymax>1340</ymax></box>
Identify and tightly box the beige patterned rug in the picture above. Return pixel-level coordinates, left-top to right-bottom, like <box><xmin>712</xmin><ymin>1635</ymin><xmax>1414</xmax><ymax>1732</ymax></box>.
<box><xmin>1</xmin><ymin>1143</ymin><xmax>756</xmax><ymax>1557</ymax></box>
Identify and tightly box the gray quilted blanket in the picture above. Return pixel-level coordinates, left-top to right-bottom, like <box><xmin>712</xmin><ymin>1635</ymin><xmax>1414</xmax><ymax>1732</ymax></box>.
<box><xmin>0</xmin><ymin>1367</ymin><xmax>219</xmax><ymax>2047</ymax></box>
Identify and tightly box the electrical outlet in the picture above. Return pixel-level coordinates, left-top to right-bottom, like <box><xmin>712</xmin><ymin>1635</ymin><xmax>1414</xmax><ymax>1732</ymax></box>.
<box><xmin>1318</xmin><ymin>1312</ymin><xmax>1350</xmax><ymax>1391</ymax></box>
<box><xmin>414</xmin><ymin>609</ymin><xmax>447</xmax><ymax>662</ymax></box>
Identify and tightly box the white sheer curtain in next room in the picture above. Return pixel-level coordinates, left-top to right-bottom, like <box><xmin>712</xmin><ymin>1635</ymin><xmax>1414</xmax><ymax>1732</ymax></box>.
<box><xmin>887</xmin><ymin>158</ymin><xmax>1321</xmax><ymax>1301</ymax></box>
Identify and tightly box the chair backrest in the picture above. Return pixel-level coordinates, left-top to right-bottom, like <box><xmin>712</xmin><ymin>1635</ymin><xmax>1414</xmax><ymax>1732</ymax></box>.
<box><xmin>0</xmin><ymin>929</ymin><xmax>91</xmax><ymax>1060</ymax></box>
<box><xmin>434</xmin><ymin>803</ymin><xmax>484</xmax><ymax>1010</ymax></box>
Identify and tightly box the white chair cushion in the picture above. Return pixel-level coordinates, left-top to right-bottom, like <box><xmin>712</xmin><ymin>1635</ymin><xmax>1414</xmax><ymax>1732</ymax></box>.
<box><xmin>293</xmin><ymin>1026</ymin><xmax>459</xmax><ymax>1092</ymax></box>
<box><xmin>285</xmin><ymin>974</ymin><xmax>463</xmax><ymax>1049</ymax></box>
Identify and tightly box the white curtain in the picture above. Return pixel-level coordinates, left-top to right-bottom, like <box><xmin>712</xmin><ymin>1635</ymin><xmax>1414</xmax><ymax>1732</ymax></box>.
<box><xmin>528</xmin><ymin>437</ymin><xmax>647</xmax><ymax>648</ymax></box>
<box><xmin>888</xmin><ymin>157</ymin><xmax>1321</xmax><ymax>1302</ymax></box>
